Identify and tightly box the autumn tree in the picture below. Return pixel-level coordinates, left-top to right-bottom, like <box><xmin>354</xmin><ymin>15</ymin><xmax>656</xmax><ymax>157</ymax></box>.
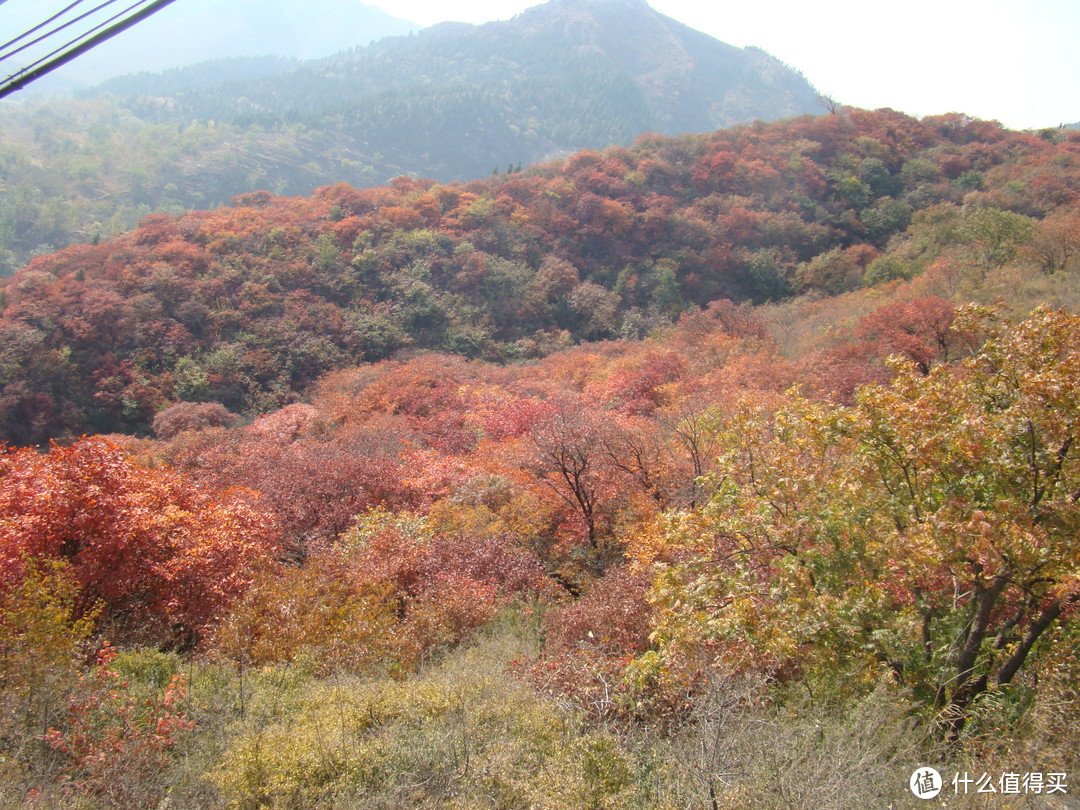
<box><xmin>1026</xmin><ymin>210</ymin><xmax>1080</xmax><ymax>274</ymax></box>
<box><xmin>0</xmin><ymin>437</ymin><xmax>278</xmax><ymax>645</ymax></box>
<box><xmin>643</xmin><ymin>306</ymin><xmax>1080</xmax><ymax>741</ymax></box>
<box><xmin>528</xmin><ymin>401</ymin><xmax>615</xmax><ymax>554</ymax></box>
<box><xmin>151</xmin><ymin>401</ymin><xmax>235</xmax><ymax>439</ymax></box>
<box><xmin>532</xmin><ymin>566</ymin><xmax>655</xmax><ymax>719</ymax></box>
<box><xmin>855</xmin><ymin>296</ymin><xmax>958</xmax><ymax>375</ymax></box>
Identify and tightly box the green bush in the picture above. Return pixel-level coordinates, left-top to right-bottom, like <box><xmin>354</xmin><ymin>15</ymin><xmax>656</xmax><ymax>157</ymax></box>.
<box><xmin>211</xmin><ymin>632</ymin><xmax>649</xmax><ymax>809</ymax></box>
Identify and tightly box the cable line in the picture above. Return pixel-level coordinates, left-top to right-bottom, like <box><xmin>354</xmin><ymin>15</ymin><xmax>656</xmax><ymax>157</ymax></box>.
<box><xmin>2</xmin><ymin>0</ymin><xmax>146</xmax><ymax>71</ymax></box>
<box><xmin>0</xmin><ymin>1</ymin><xmax>122</xmax><ymax>64</ymax></box>
<box><xmin>0</xmin><ymin>1</ymin><xmax>87</xmax><ymax>57</ymax></box>
<box><xmin>0</xmin><ymin>0</ymin><xmax>181</xmax><ymax>100</ymax></box>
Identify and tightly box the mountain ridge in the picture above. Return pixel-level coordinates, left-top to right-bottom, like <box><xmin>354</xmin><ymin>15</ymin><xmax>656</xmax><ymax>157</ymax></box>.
<box><xmin>0</xmin><ymin>0</ymin><xmax>822</xmax><ymax>274</ymax></box>
<box><xmin>94</xmin><ymin>0</ymin><xmax>821</xmax><ymax>152</ymax></box>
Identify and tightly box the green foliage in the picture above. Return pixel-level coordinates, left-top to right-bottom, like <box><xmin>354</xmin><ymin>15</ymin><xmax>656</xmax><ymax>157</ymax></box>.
<box><xmin>640</xmin><ymin>306</ymin><xmax>1080</xmax><ymax>739</ymax></box>
<box><xmin>958</xmin><ymin>206</ymin><xmax>1037</xmax><ymax>271</ymax></box>
<box><xmin>212</xmin><ymin>632</ymin><xmax>648</xmax><ymax>809</ymax></box>
<box><xmin>860</xmin><ymin>196</ymin><xmax>912</xmax><ymax>245</ymax></box>
<box><xmin>741</xmin><ymin>248</ymin><xmax>793</xmax><ymax>302</ymax></box>
<box><xmin>172</xmin><ymin>356</ymin><xmax>211</xmax><ymax>401</ymax></box>
<box><xmin>862</xmin><ymin>254</ymin><xmax>916</xmax><ymax>286</ymax></box>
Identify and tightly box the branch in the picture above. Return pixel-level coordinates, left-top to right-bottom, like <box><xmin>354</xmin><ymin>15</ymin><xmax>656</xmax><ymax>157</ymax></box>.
<box><xmin>996</xmin><ymin>591</ymin><xmax>1077</xmax><ymax>686</ymax></box>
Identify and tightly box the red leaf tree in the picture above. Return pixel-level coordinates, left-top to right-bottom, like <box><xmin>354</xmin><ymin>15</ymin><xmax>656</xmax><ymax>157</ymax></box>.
<box><xmin>0</xmin><ymin>437</ymin><xmax>279</xmax><ymax>645</ymax></box>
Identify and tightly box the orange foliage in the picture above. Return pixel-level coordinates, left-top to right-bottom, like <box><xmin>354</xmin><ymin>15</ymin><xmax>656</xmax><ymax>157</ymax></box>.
<box><xmin>0</xmin><ymin>438</ymin><xmax>278</xmax><ymax>643</ymax></box>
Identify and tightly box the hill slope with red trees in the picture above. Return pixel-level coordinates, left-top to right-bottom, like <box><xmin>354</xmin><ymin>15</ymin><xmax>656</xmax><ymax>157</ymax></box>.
<box><xmin>1</xmin><ymin>108</ymin><xmax>1079</xmax><ymax>806</ymax></box>
<box><xmin>3</xmin><ymin>109</ymin><xmax>1077</xmax><ymax>443</ymax></box>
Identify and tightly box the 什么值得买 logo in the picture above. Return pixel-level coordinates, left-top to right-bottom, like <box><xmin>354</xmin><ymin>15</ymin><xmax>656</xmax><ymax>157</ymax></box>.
<box><xmin>910</xmin><ymin>767</ymin><xmax>942</xmax><ymax>799</ymax></box>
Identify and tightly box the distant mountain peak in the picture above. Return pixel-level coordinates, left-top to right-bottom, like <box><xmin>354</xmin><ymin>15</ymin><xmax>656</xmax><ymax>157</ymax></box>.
<box><xmin>514</xmin><ymin>0</ymin><xmax>666</xmax><ymax>33</ymax></box>
<box><xmin>544</xmin><ymin>0</ymin><xmax>654</xmax><ymax>11</ymax></box>
<box><xmin>76</xmin><ymin>0</ymin><xmax>821</xmax><ymax>187</ymax></box>
<box><xmin>501</xmin><ymin>0</ymin><xmax>815</xmax><ymax>133</ymax></box>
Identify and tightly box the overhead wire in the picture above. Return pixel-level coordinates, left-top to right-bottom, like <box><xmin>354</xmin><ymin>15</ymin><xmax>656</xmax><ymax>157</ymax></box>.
<box><xmin>0</xmin><ymin>1</ymin><xmax>121</xmax><ymax>63</ymax></box>
<box><xmin>0</xmin><ymin>0</ymin><xmax>86</xmax><ymax>57</ymax></box>
<box><xmin>3</xmin><ymin>0</ymin><xmax>148</xmax><ymax>70</ymax></box>
<box><xmin>0</xmin><ymin>0</ymin><xmax>181</xmax><ymax>99</ymax></box>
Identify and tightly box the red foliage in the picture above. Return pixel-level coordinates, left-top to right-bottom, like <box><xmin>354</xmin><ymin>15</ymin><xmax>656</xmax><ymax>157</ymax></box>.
<box><xmin>178</xmin><ymin>423</ymin><xmax>402</xmax><ymax>554</ymax></box>
<box><xmin>475</xmin><ymin>397</ymin><xmax>557</xmax><ymax>439</ymax></box>
<box><xmin>0</xmin><ymin>438</ymin><xmax>279</xmax><ymax>642</ymax></box>
<box><xmin>542</xmin><ymin>566</ymin><xmax>652</xmax><ymax>656</ymax></box>
<box><xmin>355</xmin><ymin>524</ymin><xmax>553</xmax><ymax>601</ymax></box>
<box><xmin>856</xmin><ymin>296</ymin><xmax>957</xmax><ymax>374</ymax></box>
<box><xmin>600</xmin><ymin>351</ymin><xmax>685</xmax><ymax>416</ymax></box>
<box><xmin>675</xmin><ymin>298</ymin><xmax>768</xmax><ymax>342</ymax></box>
<box><xmin>801</xmin><ymin>342</ymin><xmax>891</xmax><ymax>404</ymax></box>
<box><xmin>530</xmin><ymin>566</ymin><xmax>653</xmax><ymax>718</ymax></box>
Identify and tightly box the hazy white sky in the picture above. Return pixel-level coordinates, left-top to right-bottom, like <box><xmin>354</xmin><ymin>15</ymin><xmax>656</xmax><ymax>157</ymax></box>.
<box><xmin>376</xmin><ymin>0</ymin><xmax>1080</xmax><ymax>130</ymax></box>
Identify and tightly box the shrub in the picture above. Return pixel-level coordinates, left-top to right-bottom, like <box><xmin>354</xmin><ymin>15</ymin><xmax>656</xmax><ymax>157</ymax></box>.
<box><xmin>212</xmin><ymin>633</ymin><xmax>648</xmax><ymax>809</ymax></box>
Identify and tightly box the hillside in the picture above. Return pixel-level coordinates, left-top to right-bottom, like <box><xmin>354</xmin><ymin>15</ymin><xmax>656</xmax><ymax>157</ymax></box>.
<box><xmin>0</xmin><ymin>0</ymin><xmax>820</xmax><ymax>275</ymax></box>
<box><xmin>98</xmin><ymin>0</ymin><xmax>820</xmax><ymax>175</ymax></box>
<box><xmin>2</xmin><ymin>108</ymin><xmax>1077</xmax><ymax>444</ymax></box>
<box><xmin>1</xmin><ymin>107</ymin><xmax>1078</xmax><ymax>804</ymax></box>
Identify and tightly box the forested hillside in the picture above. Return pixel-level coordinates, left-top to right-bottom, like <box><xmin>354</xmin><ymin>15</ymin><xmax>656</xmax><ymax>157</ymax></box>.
<box><xmin>2</xmin><ymin>109</ymin><xmax>1077</xmax><ymax>443</ymax></box>
<box><xmin>113</xmin><ymin>0</ymin><xmax>818</xmax><ymax>144</ymax></box>
<box><xmin>0</xmin><ymin>0</ymin><xmax>819</xmax><ymax>275</ymax></box>
<box><xmin>0</xmin><ymin>107</ymin><xmax>1078</xmax><ymax>807</ymax></box>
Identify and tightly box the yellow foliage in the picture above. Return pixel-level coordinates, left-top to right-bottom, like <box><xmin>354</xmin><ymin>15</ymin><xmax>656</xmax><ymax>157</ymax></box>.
<box><xmin>211</xmin><ymin>637</ymin><xmax>642</xmax><ymax>809</ymax></box>
<box><xmin>0</xmin><ymin>559</ymin><xmax>98</xmax><ymax>791</ymax></box>
<box><xmin>210</xmin><ymin>558</ymin><xmax>399</xmax><ymax>675</ymax></box>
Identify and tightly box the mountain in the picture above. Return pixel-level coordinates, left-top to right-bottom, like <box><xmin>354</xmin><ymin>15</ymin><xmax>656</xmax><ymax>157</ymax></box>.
<box><xmin>91</xmin><ymin>0</ymin><xmax>822</xmax><ymax>180</ymax></box>
<box><xmin>502</xmin><ymin>0</ymin><xmax>819</xmax><ymax>134</ymax></box>
<box><xmin>0</xmin><ymin>0</ymin><xmax>823</xmax><ymax>275</ymax></box>
<box><xmin>2</xmin><ymin>0</ymin><xmax>418</xmax><ymax>94</ymax></box>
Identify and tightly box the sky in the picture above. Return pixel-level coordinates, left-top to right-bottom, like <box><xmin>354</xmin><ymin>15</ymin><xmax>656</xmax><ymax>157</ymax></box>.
<box><xmin>372</xmin><ymin>0</ymin><xmax>1080</xmax><ymax>130</ymax></box>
